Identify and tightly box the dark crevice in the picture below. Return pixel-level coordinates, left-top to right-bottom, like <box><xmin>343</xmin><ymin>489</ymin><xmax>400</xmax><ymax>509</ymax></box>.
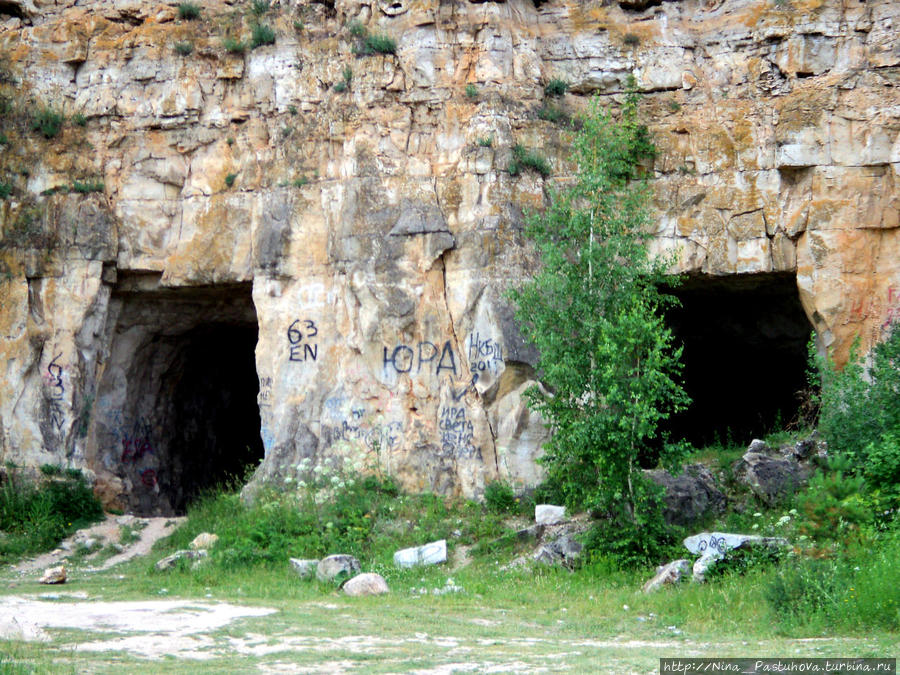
<box><xmin>0</xmin><ymin>1</ymin><xmax>25</xmax><ymax>19</ymax></box>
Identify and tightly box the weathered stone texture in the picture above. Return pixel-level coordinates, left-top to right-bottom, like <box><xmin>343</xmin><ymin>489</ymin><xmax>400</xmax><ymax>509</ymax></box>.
<box><xmin>0</xmin><ymin>0</ymin><xmax>897</xmax><ymax>509</ymax></box>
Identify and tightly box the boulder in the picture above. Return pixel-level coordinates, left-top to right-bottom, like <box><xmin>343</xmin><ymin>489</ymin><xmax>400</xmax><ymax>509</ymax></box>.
<box><xmin>683</xmin><ymin>531</ymin><xmax>789</xmax><ymax>582</ymax></box>
<box><xmin>38</xmin><ymin>565</ymin><xmax>66</xmax><ymax>584</ymax></box>
<box><xmin>532</xmin><ymin>534</ymin><xmax>582</xmax><ymax>568</ymax></box>
<box><xmin>732</xmin><ymin>442</ymin><xmax>810</xmax><ymax>506</ymax></box>
<box><xmin>155</xmin><ymin>549</ymin><xmax>207</xmax><ymax>571</ymax></box>
<box><xmin>189</xmin><ymin>532</ymin><xmax>219</xmax><ymax>550</ymax></box>
<box><xmin>316</xmin><ymin>554</ymin><xmax>361</xmax><ymax>583</ymax></box>
<box><xmin>642</xmin><ymin>559</ymin><xmax>691</xmax><ymax>593</ymax></box>
<box><xmin>645</xmin><ymin>464</ymin><xmax>727</xmax><ymax>526</ymax></box>
<box><xmin>393</xmin><ymin>539</ymin><xmax>447</xmax><ymax>568</ymax></box>
<box><xmin>535</xmin><ymin>504</ymin><xmax>566</xmax><ymax>525</ymax></box>
<box><xmin>342</xmin><ymin>573</ymin><xmax>390</xmax><ymax>597</ymax></box>
<box><xmin>289</xmin><ymin>558</ymin><xmax>319</xmax><ymax>579</ymax></box>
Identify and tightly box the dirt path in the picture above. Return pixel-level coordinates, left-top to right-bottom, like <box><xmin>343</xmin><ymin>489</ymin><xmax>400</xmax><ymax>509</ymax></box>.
<box><xmin>11</xmin><ymin>514</ymin><xmax>184</xmax><ymax>576</ymax></box>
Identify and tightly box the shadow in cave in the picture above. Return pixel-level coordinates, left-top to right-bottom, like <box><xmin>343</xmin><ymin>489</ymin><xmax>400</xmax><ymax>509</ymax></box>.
<box><xmin>662</xmin><ymin>273</ymin><xmax>813</xmax><ymax>449</ymax></box>
<box><xmin>166</xmin><ymin>323</ymin><xmax>263</xmax><ymax>514</ymax></box>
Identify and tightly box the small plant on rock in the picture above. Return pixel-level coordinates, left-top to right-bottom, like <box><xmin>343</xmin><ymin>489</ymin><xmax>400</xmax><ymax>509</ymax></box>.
<box><xmin>223</xmin><ymin>37</ymin><xmax>246</xmax><ymax>54</ymax></box>
<box><xmin>174</xmin><ymin>41</ymin><xmax>194</xmax><ymax>56</ymax></box>
<box><xmin>225</xmin><ymin>173</ymin><xmax>237</xmax><ymax>188</ymax></box>
<box><xmin>477</xmin><ymin>136</ymin><xmax>493</xmax><ymax>148</ymax></box>
<box><xmin>508</xmin><ymin>144</ymin><xmax>551</xmax><ymax>178</ymax></box>
<box><xmin>30</xmin><ymin>107</ymin><xmax>63</xmax><ymax>139</ymax></box>
<box><xmin>251</xmin><ymin>23</ymin><xmax>276</xmax><ymax>49</ymax></box>
<box><xmin>465</xmin><ymin>83</ymin><xmax>478</xmax><ymax>99</ymax></box>
<box><xmin>72</xmin><ymin>112</ymin><xmax>87</xmax><ymax>127</ymax></box>
<box><xmin>362</xmin><ymin>33</ymin><xmax>396</xmax><ymax>55</ymax></box>
<box><xmin>624</xmin><ymin>32</ymin><xmax>640</xmax><ymax>46</ymax></box>
<box><xmin>177</xmin><ymin>2</ymin><xmax>201</xmax><ymax>20</ymax></box>
<box><xmin>250</xmin><ymin>0</ymin><xmax>269</xmax><ymax>17</ymax></box>
<box><xmin>544</xmin><ymin>78</ymin><xmax>567</xmax><ymax>97</ymax></box>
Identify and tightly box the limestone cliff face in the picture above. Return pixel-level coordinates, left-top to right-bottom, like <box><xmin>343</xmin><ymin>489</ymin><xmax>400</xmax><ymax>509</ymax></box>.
<box><xmin>0</xmin><ymin>0</ymin><xmax>897</xmax><ymax>513</ymax></box>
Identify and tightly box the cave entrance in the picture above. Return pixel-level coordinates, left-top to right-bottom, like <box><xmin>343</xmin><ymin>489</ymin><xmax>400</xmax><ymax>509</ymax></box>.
<box><xmin>92</xmin><ymin>277</ymin><xmax>263</xmax><ymax>515</ymax></box>
<box><xmin>663</xmin><ymin>272</ymin><xmax>812</xmax><ymax>449</ymax></box>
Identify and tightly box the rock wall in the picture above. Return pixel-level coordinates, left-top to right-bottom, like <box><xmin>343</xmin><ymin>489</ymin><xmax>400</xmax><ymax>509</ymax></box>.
<box><xmin>0</xmin><ymin>0</ymin><xmax>897</xmax><ymax>512</ymax></box>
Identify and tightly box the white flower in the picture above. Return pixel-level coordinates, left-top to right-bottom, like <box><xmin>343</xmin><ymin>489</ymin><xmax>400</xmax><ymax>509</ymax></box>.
<box><xmin>788</xmin><ymin>508</ymin><xmax>798</xmax><ymax>515</ymax></box>
<box><xmin>284</xmin><ymin>476</ymin><xmax>293</xmax><ymax>484</ymax></box>
<box><xmin>313</xmin><ymin>465</ymin><xmax>324</xmax><ymax>474</ymax></box>
<box><xmin>752</xmin><ymin>523</ymin><xmax>759</xmax><ymax>530</ymax></box>
<box><xmin>775</xmin><ymin>515</ymin><xmax>790</xmax><ymax>527</ymax></box>
<box><xmin>330</xmin><ymin>475</ymin><xmax>341</xmax><ymax>485</ymax></box>
<box><xmin>753</xmin><ymin>512</ymin><xmax>762</xmax><ymax>518</ymax></box>
<box><xmin>297</xmin><ymin>480</ymin><xmax>307</xmax><ymax>489</ymax></box>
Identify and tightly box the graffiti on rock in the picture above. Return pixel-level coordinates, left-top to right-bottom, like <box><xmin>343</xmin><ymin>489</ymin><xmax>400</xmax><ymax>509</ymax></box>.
<box><xmin>43</xmin><ymin>353</ymin><xmax>66</xmax><ymax>432</ymax></box>
<box><xmin>383</xmin><ymin>340</ymin><xmax>459</xmax><ymax>377</ymax></box>
<box><xmin>439</xmin><ymin>406</ymin><xmax>479</xmax><ymax>459</ymax></box>
<box><xmin>287</xmin><ymin>319</ymin><xmax>319</xmax><ymax>363</ymax></box>
<box><xmin>466</xmin><ymin>332</ymin><xmax>503</xmax><ymax>374</ymax></box>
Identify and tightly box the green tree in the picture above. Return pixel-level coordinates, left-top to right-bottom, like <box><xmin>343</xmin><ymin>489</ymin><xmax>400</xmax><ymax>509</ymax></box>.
<box><xmin>509</xmin><ymin>82</ymin><xmax>689</xmax><ymax>560</ymax></box>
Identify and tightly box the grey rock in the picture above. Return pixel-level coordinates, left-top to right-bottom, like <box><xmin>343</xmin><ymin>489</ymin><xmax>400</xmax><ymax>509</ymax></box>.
<box><xmin>532</xmin><ymin>534</ymin><xmax>582</xmax><ymax>568</ymax></box>
<box><xmin>316</xmin><ymin>554</ymin><xmax>361</xmax><ymax>583</ymax></box>
<box><xmin>732</xmin><ymin>445</ymin><xmax>810</xmax><ymax>506</ymax></box>
<box><xmin>190</xmin><ymin>533</ymin><xmax>219</xmax><ymax>550</ymax></box>
<box><xmin>289</xmin><ymin>558</ymin><xmax>319</xmax><ymax>579</ymax></box>
<box><xmin>154</xmin><ymin>549</ymin><xmax>207</xmax><ymax>571</ymax></box>
<box><xmin>684</xmin><ymin>531</ymin><xmax>789</xmax><ymax>582</ymax></box>
<box><xmin>642</xmin><ymin>559</ymin><xmax>691</xmax><ymax>593</ymax></box>
<box><xmin>645</xmin><ymin>464</ymin><xmax>727</xmax><ymax>526</ymax></box>
<box><xmin>342</xmin><ymin>572</ymin><xmax>389</xmax><ymax>596</ymax></box>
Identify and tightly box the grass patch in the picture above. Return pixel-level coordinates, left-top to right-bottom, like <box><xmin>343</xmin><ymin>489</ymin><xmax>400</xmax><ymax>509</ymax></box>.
<box><xmin>476</xmin><ymin>136</ymin><xmax>493</xmax><ymax>148</ymax></box>
<box><xmin>30</xmin><ymin>107</ymin><xmax>63</xmax><ymax>139</ymax></box>
<box><xmin>508</xmin><ymin>144</ymin><xmax>551</xmax><ymax>178</ymax></box>
<box><xmin>465</xmin><ymin>83</ymin><xmax>478</xmax><ymax>99</ymax></box>
<box><xmin>250</xmin><ymin>0</ymin><xmax>269</xmax><ymax>17</ymax></box>
<box><xmin>0</xmin><ymin>467</ymin><xmax>103</xmax><ymax>563</ymax></box>
<box><xmin>177</xmin><ymin>2</ymin><xmax>200</xmax><ymax>20</ymax></box>
<box><xmin>174</xmin><ymin>41</ymin><xmax>194</xmax><ymax>56</ymax></box>
<box><xmin>544</xmin><ymin>78</ymin><xmax>567</xmax><ymax>97</ymax></box>
<box><xmin>72</xmin><ymin>112</ymin><xmax>87</xmax><ymax>127</ymax></box>
<box><xmin>71</xmin><ymin>179</ymin><xmax>104</xmax><ymax>194</ymax></box>
<box><xmin>537</xmin><ymin>103</ymin><xmax>568</xmax><ymax>125</ymax></box>
<box><xmin>363</xmin><ymin>34</ymin><xmax>396</xmax><ymax>55</ymax></box>
<box><xmin>224</xmin><ymin>173</ymin><xmax>237</xmax><ymax>188</ymax></box>
<box><xmin>223</xmin><ymin>37</ymin><xmax>246</xmax><ymax>54</ymax></box>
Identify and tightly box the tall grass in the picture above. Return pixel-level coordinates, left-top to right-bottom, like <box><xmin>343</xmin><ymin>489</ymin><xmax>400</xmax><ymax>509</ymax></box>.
<box><xmin>0</xmin><ymin>467</ymin><xmax>103</xmax><ymax>562</ymax></box>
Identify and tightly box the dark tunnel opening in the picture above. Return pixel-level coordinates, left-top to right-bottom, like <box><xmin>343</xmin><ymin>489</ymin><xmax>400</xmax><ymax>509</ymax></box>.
<box><xmin>94</xmin><ymin>280</ymin><xmax>264</xmax><ymax>516</ymax></box>
<box><xmin>662</xmin><ymin>273</ymin><xmax>813</xmax><ymax>449</ymax></box>
<box><xmin>167</xmin><ymin>323</ymin><xmax>263</xmax><ymax>513</ymax></box>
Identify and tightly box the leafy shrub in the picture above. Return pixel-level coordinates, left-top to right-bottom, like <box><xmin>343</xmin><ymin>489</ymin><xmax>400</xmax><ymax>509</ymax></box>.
<box><xmin>333</xmin><ymin>80</ymin><xmax>348</xmax><ymax>93</ymax></box>
<box><xmin>0</xmin><ymin>181</ymin><xmax>11</xmax><ymax>199</ymax></box>
<box><xmin>465</xmin><ymin>83</ymin><xmax>478</xmax><ymax>99</ymax></box>
<box><xmin>225</xmin><ymin>173</ymin><xmax>237</xmax><ymax>188</ymax></box>
<box><xmin>30</xmin><ymin>107</ymin><xmax>63</xmax><ymax>139</ymax></box>
<box><xmin>484</xmin><ymin>481</ymin><xmax>516</xmax><ymax>513</ymax></box>
<box><xmin>508</xmin><ymin>144</ymin><xmax>551</xmax><ymax>178</ymax></box>
<box><xmin>39</xmin><ymin>464</ymin><xmax>61</xmax><ymax>476</ymax></box>
<box><xmin>223</xmin><ymin>37</ymin><xmax>246</xmax><ymax>53</ymax></box>
<box><xmin>251</xmin><ymin>23</ymin><xmax>276</xmax><ymax>49</ymax></box>
<box><xmin>815</xmin><ymin>325</ymin><xmax>900</xmax><ymax>517</ymax></box>
<box><xmin>174</xmin><ymin>41</ymin><xmax>194</xmax><ymax>56</ymax></box>
<box><xmin>624</xmin><ymin>32</ymin><xmax>640</xmax><ymax>46</ymax></box>
<box><xmin>177</xmin><ymin>2</ymin><xmax>200</xmax><ymax>20</ymax></box>
<box><xmin>544</xmin><ymin>78</ymin><xmax>567</xmax><ymax>97</ymax></box>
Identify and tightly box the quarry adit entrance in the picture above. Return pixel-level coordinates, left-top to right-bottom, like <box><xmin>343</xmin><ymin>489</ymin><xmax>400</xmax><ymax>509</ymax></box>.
<box><xmin>664</xmin><ymin>272</ymin><xmax>813</xmax><ymax>448</ymax></box>
<box><xmin>90</xmin><ymin>277</ymin><xmax>263</xmax><ymax>516</ymax></box>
